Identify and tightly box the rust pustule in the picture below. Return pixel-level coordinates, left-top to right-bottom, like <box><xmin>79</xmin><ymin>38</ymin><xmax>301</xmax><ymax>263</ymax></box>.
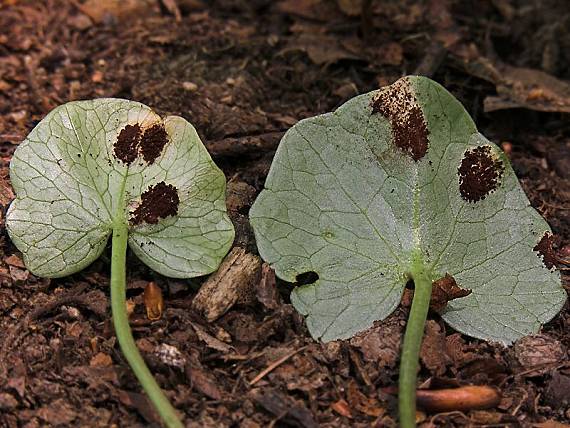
<box><xmin>114</xmin><ymin>124</ymin><xmax>142</xmax><ymax>164</ymax></box>
<box><xmin>371</xmin><ymin>80</ymin><xmax>429</xmax><ymax>161</ymax></box>
<box><xmin>458</xmin><ymin>145</ymin><xmax>504</xmax><ymax>202</ymax></box>
<box><xmin>131</xmin><ymin>181</ymin><xmax>180</xmax><ymax>225</ymax></box>
<box><xmin>140</xmin><ymin>124</ymin><xmax>168</xmax><ymax>164</ymax></box>
<box><xmin>534</xmin><ymin>232</ymin><xmax>557</xmax><ymax>270</ymax></box>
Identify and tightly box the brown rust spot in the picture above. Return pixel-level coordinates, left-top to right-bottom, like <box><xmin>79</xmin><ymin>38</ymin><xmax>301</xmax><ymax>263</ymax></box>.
<box><xmin>534</xmin><ymin>232</ymin><xmax>557</xmax><ymax>269</ymax></box>
<box><xmin>114</xmin><ymin>124</ymin><xmax>141</xmax><ymax>164</ymax></box>
<box><xmin>430</xmin><ymin>274</ymin><xmax>471</xmax><ymax>313</ymax></box>
<box><xmin>371</xmin><ymin>80</ymin><xmax>429</xmax><ymax>161</ymax></box>
<box><xmin>458</xmin><ymin>146</ymin><xmax>504</xmax><ymax>202</ymax></box>
<box><xmin>140</xmin><ymin>124</ymin><xmax>168</xmax><ymax>164</ymax></box>
<box><xmin>131</xmin><ymin>181</ymin><xmax>180</xmax><ymax>225</ymax></box>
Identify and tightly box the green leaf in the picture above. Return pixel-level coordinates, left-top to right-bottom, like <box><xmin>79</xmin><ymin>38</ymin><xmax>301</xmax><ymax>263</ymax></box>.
<box><xmin>6</xmin><ymin>99</ymin><xmax>234</xmax><ymax>278</ymax></box>
<box><xmin>249</xmin><ymin>76</ymin><xmax>566</xmax><ymax>344</ymax></box>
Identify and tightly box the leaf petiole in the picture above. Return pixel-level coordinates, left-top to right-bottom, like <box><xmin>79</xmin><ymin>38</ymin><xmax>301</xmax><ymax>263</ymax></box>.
<box><xmin>398</xmin><ymin>257</ymin><xmax>433</xmax><ymax>428</ymax></box>
<box><xmin>110</xmin><ymin>222</ymin><xmax>184</xmax><ymax>428</ymax></box>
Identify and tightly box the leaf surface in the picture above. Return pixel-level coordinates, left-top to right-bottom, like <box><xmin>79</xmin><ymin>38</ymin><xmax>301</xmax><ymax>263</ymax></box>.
<box><xmin>250</xmin><ymin>76</ymin><xmax>565</xmax><ymax>344</ymax></box>
<box><xmin>7</xmin><ymin>99</ymin><xmax>234</xmax><ymax>278</ymax></box>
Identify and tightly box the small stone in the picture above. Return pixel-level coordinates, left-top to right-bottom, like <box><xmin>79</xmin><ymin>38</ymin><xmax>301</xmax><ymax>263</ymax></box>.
<box><xmin>182</xmin><ymin>81</ymin><xmax>198</xmax><ymax>92</ymax></box>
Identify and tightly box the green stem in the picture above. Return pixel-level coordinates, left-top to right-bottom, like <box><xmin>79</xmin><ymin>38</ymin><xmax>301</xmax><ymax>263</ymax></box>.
<box><xmin>398</xmin><ymin>261</ymin><xmax>433</xmax><ymax>428</ymax></box>
<box><xmin>110</xmin><ymin>222</ymin><xmax>184</xmax><ymax>428</ymax></box>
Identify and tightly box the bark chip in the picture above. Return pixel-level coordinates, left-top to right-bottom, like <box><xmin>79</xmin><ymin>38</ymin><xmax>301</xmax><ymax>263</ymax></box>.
<box><xmin>458</xmin><ymin>146</ymin><xmax>504</xmax><ymax>202</ymax></box>
<box><xmin>371</xmin><ymin>79</ymin><xmax>429</xmax><ymax>161</ymax></box>
<box><xmin>131</xmin><ymin>181</ymin><xmax>180</xmax><ymax>225</ymax></box>
<box><xmin>114</xmin><ymin>124</ymin><xmax>141</xmax><ymax>164</ymax></box>
<box><xmin>140</xmin><ymin>124</ymin><xmax>168</xmax><ymax>164</ymax></box>
<box><xmin>534</xmin><ymin>232</ymin><xmax>556</xmax><ymax>270</ymax></box>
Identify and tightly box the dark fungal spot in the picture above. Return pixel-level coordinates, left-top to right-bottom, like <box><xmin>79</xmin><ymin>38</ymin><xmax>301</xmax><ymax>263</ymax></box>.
<box><xmin>130</xmin><ymin>181</ymin><xmax>180</xmax><ymax>225</ymax></box>
<box><xmin>371</xmin><ymin>79</ymin><xmax>429</xmax><ymax>161</ymax></box>
<box><xmin>140</xmin><ymin>124</ymin><xmax>168</xmax><ymax>164</ymax></box>
<box><xmin>458</xmin><ymin>146</ymin><xmax>504</xmax><ymax>202</ymax></box>
<box><xmin>114</xmin><ymin>124</ymin><xmax>142</xmax><ymax>164</ymax></box>
<box><xmin>534</xmin><ymin>232</ymin><xmax>557</xmax><ymax>270</ymax></box>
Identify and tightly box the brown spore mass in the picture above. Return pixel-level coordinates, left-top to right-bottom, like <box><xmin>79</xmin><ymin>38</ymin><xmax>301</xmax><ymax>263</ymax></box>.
<box><xmin>114</xmin><ymin>124</ymin><xmax>141</xmax><ymax>164</ymax></box>
<box><xmin>371</xmin><ymin>80</ymin><xmax>429</xmax><ymax>161</ymax></box>
<box><xmin>430</xmin><ymin>274</ymin><xmax>471</xmax><ymax>313</ymax></box>
<box><xmin>458</xmin><ymin>146</ymin><xmax>504</xmax><ymax>202</ymax></box>
<box><xmin>533</xmin><ymin>232</ymin><xmax>557</xmax><ymax>269</ymax></box>
<box><xmin>140</xmin><ymin>124</ymin><xmax>168</xmax><ymax>164</ymax></box>
<box><xmin>131</xmin><ymin>181</ymin><xmax>180</xmax><ymax>225</ymax></box>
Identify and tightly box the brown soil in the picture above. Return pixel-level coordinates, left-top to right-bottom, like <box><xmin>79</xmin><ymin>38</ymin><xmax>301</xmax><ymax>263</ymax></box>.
<box><xmin>1</xmin><ymin>1</ymin><xmax>569</xmax><ymax>427</ymax></box>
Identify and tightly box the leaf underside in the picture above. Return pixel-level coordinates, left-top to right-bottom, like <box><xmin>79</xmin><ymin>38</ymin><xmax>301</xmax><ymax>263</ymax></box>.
<box><xmin>7</xmin><ymin>99</ymin><xmax>234</xmax><ymax>278</ymax></box>
<box><xmin>250</xmin><ymin>76</ymin><xmax>566</xmax><ymax>344</ymax></box>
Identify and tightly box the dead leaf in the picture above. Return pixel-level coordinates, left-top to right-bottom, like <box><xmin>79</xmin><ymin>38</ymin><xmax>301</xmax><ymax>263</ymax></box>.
<box><xmin>514</xmin><ymin>334</ymin><xmax>567</xmax><ymax>370</ymax></box>
<box><xmin>36</xmin><ymin>399</ymin><xmax>77</xmax><ymax>425</ymax></box>
<box><xmin>331</xmin><ymin>399</ymin><xmax>353</xmax><ymax>418</ymax></box>
<box><xmin>337</xmin><ymin>0</ymin><xmax>361</xmax><ymax>16</ymax></box>
<box><xmin>347</xmin><ymin>381</ymin><xmax>384</xmax><ymax>417</ymax></box>
<box><xmin>533</xmin><ymin>421</ymin><xmax>570</xmax><ymax>428</ymax></box>
<box><xmin>143</xmin><ymin>281</ymin><xmax>164</xmax><ymax>321</ymax></box>
<box><xmin>75</xmin><ymin>0</ymin><xmax>155</xmax><ymax>24</ymax></box>
<box><xmin>544</xmin><ymin>371</ymin><xmax>570</xmax><ymax>410</ymax></box>
<box><xmin>256</xmin><ymin>263</ymin><xmax>280</xmax><ymax>310</ymax></box>
<box><xmin>160</xmin><ymin>0</ymin><xmax>181</xmax><ymax>21</ymax></box>
<box><xmin>284</xmin><ymin>33</ymin><xmax>362</xmax><ymax>65</ymax></box>
<box><xmin>350</xmin><ymin>308</ymin><xmax>405</xmax><ymax>368</ymax></box>
<box><xmin>430</xmin><ymin>274</ymin><xmax>471</xmax><ymax>313</ymax></box>
<box><xmin>191</xmin><ymin>322</ymin><xmax>236</xmax><ymax>353</ymax></box>
<box><xmin>460</xmin><ymin>57</ymin><xmax>570</xmax><ymax>114</ymax></box>
<box><xmin>250</xmin><ymin>388</ymin><xmax>318</xmax><ymax>428</ymax></box>
<box><xmin>186</xmin><ymin>365</ymin><xmax>223</xmax><ymax>400</ymax></box>
<box><xmin>0</xmin><ymin>175</ymin><xmax>14</xmax><ymax>206</ymax></box>
<box><xmin>89</xmin><ymin>352</ymin><xmax>113</xmax><ymax>367</ymax></box>
<box><xmin>420</xmin><ymin>320</ymin><xmax>452</xmax><ymax>375</ymax></box>
<box><xmin>5</xmin><ymin>254</ymin><xmax>25</xmax><ymax>268</ymax></box>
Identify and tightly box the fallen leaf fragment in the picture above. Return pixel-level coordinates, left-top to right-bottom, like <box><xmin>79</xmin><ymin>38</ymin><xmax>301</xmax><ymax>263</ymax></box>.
<box><xmin>250</xmin><ymin>388</ymin><xmax>318</xmax><ymax>428</ymax></box>
<box><xmin>90</xmin><ymin>352</ymin><xmax>113</xmax><ymax>367</ymax></box>
<box><xmin>514</xmin><ymin>334</ymin><xmax>567</xmax><ymax>370</ymax></box>
<box><xmin>347</xmin><ymin>381</ymin><xmax>384</xmax><ymax>417</ymax></box>
<box><xmin>192</xmin><ymin>247</ymin><xmax>261</xmax><ymax>321</ymax></box>
<box><xmin>331</xmin><ymin>399</ymin><xmax>353</xmax><ymax>418</ymax></box>
<box><xmin>430</xmin><ymin>274</ymin><xmax>471</xmax><ymax>313</ymax></box>
<box><xmin>416</xmin><ymin>385</ymin><xmax>501</xmax><ymax>413</ymax></box>
<box><xmin>533</xmin><ymin>421</ymin><xmax>570</xmax><ymax>428</ymax></box>
<box><xmin>186</xmin><ymin>365</ymin><xmax>223</xmax><ymax>400</ymax></box>
<box><xmin>143</xmin><ymin>281</ymin><xmax>164</xmax><ymax>321</ymax></box>
<box><xmin>256</xmin><ymin>263</ymin><xmax>280</xmax><ymax>310</ymax></box>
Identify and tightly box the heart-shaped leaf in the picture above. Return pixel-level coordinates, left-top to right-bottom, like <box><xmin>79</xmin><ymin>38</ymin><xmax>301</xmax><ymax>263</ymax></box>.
<box><xmin>250</xmin><ymin>76</ymin><xmax>566</xmax><ymax>344</ymax></box>
<box><xmin>6</xmin><ymin>99</ymin><xmax>234</xmax><ymax>278</ymax></box>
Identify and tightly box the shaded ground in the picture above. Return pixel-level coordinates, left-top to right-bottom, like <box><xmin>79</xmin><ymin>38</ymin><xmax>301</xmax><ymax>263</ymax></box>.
<box><xmin>1</xmin><ymin>0</ymin><xmax>569</xmax><ymax>426</ymax></box>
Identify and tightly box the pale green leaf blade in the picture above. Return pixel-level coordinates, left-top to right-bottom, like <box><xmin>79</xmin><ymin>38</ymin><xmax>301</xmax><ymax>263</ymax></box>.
<box><xmin>7</xmin><ymin>99</ymin><xmax>234</xmax><ymax>278</ymax></box>
<box><xmin>250</xmin><ymin>76</ymin><xmax>566</xmax><ymax>344</ymax></box>
<box><xmin>127</xmin><ymin>116</ymin><xmax>235</xmax><ymax>278</ymax></box>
